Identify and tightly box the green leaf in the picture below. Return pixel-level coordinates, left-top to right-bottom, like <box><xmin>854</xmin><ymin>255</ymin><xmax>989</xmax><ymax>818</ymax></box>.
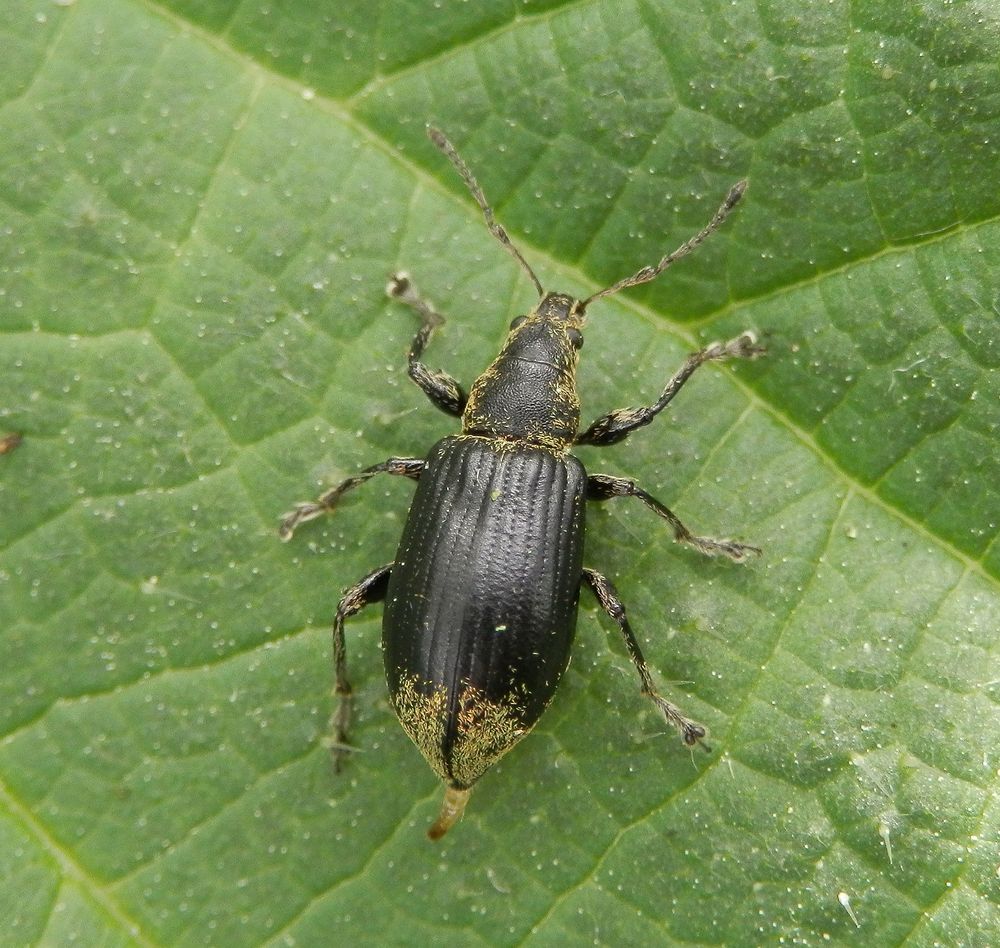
<box><xmin>2</xmin><ymin>0</ymin><xmax>998</xmax><ymax>944</ymax></box>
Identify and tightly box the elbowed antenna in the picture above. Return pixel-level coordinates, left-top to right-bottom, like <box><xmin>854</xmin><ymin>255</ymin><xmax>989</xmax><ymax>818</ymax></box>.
<box><xmin>582</xmin><ymin>179</ymin><xmax>747</xmax><ymax>308</ymax></box>
<box><xmin>428</xmin><ymin>126</ymin><xmax>545</xmax><ymax>299</ymax></box>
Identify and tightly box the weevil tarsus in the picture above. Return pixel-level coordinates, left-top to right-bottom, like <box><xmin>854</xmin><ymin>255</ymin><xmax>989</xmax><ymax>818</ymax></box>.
<box><xmin>576</xmin><ymin>332</ymin><xmax>764</xmax><ymax>446</ymax></box>
<box><xmin>582</xmin><ymin>567</ymin><xmax>709</xmax><ymax>748</ymax></box>
<box><xmin>387</xmin><ymin>272</ymin><xmax>467</xmax><ymax>417</ymax></box>
<box><xmin>328</xmin><ymin>563</ymin><xmax>392</xmax><ymax>771</ymax></box>
<box><xmin>586</xmin><ymin>473</ymin><xmax>761</xmax><ymax>562</ymax></box>
<box><xmin>279</xmin><ymin>457</ymin><xmax>424</xmax><ymax>541</ymax></box>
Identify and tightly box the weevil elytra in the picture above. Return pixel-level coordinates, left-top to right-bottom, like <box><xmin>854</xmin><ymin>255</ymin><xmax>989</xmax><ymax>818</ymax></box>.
<box><xmin>281</xmin><ymin>127</ymin><xmax>764</xmax><ymax>839</ymax></box>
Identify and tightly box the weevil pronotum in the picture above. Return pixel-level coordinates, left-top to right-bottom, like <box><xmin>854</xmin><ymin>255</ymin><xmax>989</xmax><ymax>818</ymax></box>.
<box><xmin>281</xmin><ymin>127</ymin><xmax>764</xmax><ymax>839</ymax></box>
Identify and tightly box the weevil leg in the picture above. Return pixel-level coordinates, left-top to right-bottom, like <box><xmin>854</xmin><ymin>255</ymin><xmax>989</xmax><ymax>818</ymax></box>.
<box><xmin>587</xmin><ymin>474</ymin><xmax>760</xmax><ymax>562</ymax></box>
<box><xmin>329</xmin><ymin>564</ymin><xmax>392</xmax><ymax>772</ymax></box>
<box><xmin>387</xmin><ymin>272</ymin><xmax>468</xmax><ymax>417</ymax></box>
<box><xmin>279</xmin><ymin>457</ymin><xmax>425</xmax><ymax>541</ymax></box>
<box><xmin>576</xmin><ymin>332</ymin><xmax>764</xmax><ymax>447</ymax></box>
<box><xmin>582</xmin><ymin>567</ymin><xmax>708</xmax><ymax>749</ymax></box>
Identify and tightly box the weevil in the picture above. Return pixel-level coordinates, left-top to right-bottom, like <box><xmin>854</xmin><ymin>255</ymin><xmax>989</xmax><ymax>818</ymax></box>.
<box><xmin>281</xmin><ymin>127</ymin><xmax>764</xmax><ymax>839</ymax></box>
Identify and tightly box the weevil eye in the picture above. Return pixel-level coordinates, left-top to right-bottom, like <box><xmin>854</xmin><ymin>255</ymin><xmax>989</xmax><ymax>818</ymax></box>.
<box><xmin>567</xmin><ymin>328</ymin><xmax>584</xmax><ymax>349</ymax></box>
<box><xmin>509</xmin><ymin>315</ymin><xmax>528</xmax><ymax>331</ymax></box>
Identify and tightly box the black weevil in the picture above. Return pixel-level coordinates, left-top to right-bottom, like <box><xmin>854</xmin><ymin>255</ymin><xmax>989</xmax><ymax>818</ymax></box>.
<box><xmin>281</xmin><ymin>127</ymin><xmax>764</xmax><ymax>839</ymax></box>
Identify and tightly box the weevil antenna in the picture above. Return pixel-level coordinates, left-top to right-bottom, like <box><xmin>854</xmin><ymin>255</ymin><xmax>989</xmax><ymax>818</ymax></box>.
<box><xmin>582</xmin><ymin>179</ymin><xmax>747</xmax><ymax>308</ymax></box>
<box><xmin>428</xmin><ymin>126</ymin><xmax>545</xmax><ymax>299</ymax></box>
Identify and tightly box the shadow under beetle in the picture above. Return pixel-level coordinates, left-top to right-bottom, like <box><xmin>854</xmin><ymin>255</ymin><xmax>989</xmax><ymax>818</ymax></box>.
<box><xmin>281</xmin><ymin>127</ymin><xmax>764</xmax><ymax>840</ymax></box>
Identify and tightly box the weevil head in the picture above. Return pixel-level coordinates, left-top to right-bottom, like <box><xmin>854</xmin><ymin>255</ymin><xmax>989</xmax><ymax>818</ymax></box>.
<box><xmin>462</xmin><ymin>292</ymin><xmax>586</xmax><ymax>450</ymax></box>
